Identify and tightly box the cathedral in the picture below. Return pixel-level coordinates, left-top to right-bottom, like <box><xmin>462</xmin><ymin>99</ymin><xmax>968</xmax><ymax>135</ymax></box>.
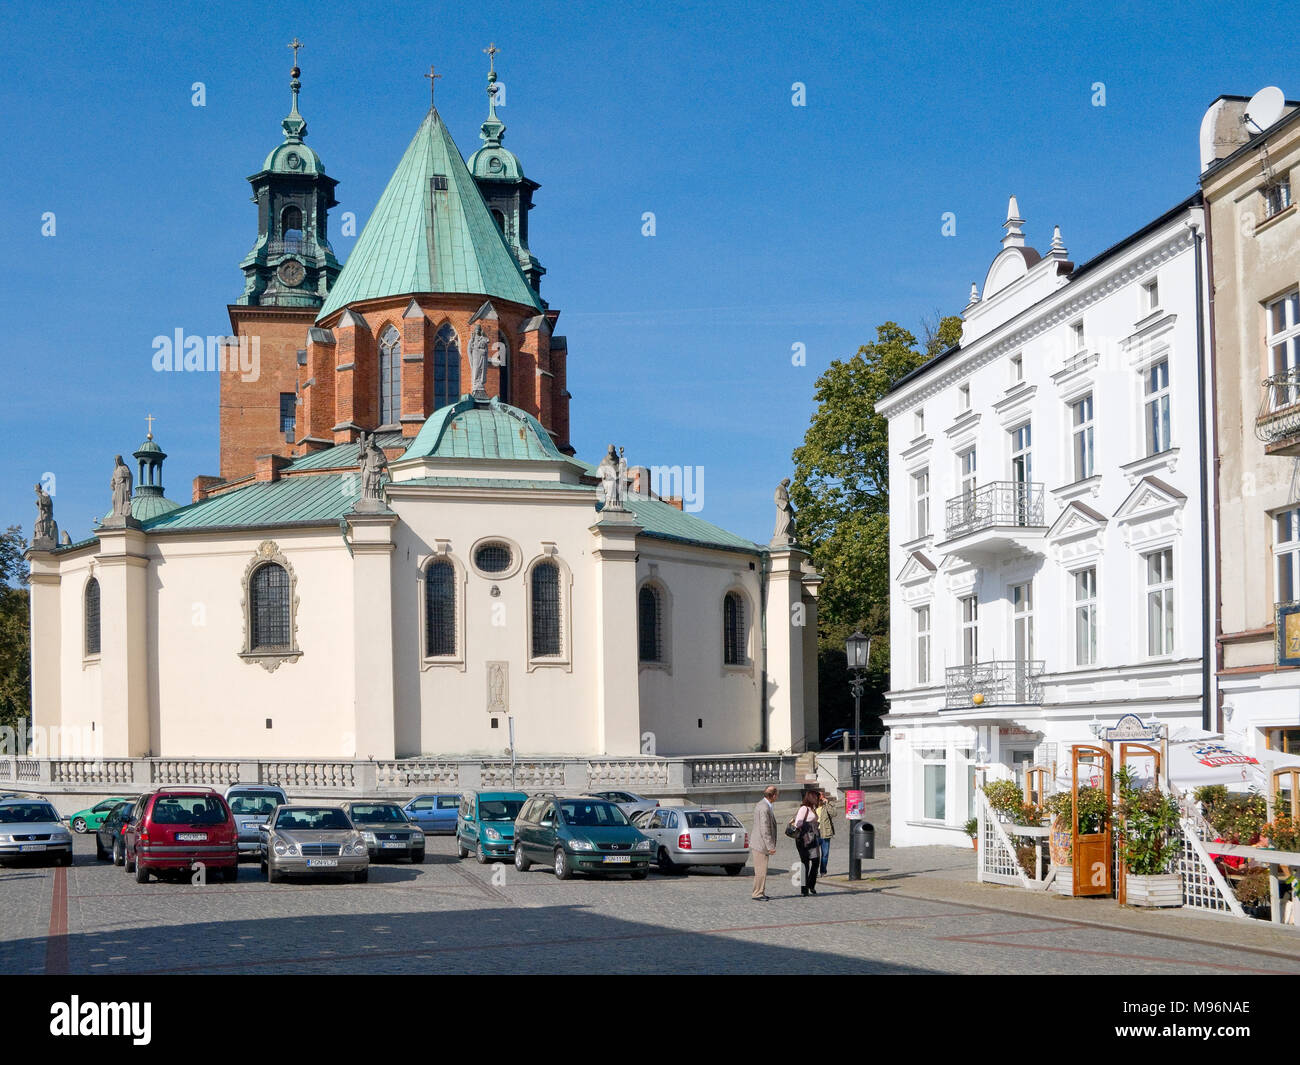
<box><xmin>26</xmin><ymin>48</ymin><xmax>821</xmax><ymax>761</ymax></box>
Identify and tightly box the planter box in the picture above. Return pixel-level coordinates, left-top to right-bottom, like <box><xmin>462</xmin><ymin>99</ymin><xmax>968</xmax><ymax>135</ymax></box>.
<box><xmin>1053</xmin><ymin>864</ymin><xmax>1072</xmax><ymax>896</ymax></box>
<box><xmin>1126</xmin><ymin>872</ymin><xmax>1182</xmax><ymax>908</ymax></box>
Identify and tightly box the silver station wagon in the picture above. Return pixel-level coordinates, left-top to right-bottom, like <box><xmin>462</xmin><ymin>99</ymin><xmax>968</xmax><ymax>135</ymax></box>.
<box><xmin>631</xmin><ymin>805</ymin><xmax>749</xmax><ymax>876</ymax></box>
<box><xmin>261</xmin><ymin>805</ymin><xmax>370</xmax><ymax>883</ymax></box>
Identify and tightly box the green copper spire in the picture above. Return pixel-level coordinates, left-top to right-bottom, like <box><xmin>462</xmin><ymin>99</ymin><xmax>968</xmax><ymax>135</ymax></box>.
<box><xmin>281</xmin><ymin>37</ymin><xmax>307</xmax><ymax>143</ymax></box>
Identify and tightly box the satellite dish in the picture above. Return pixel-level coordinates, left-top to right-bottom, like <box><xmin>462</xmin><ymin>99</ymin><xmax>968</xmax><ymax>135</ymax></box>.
<box><xmin>1244</xmin><ymin>86</ymin><xmax>1285</xmax><ymax>133</ymax></box>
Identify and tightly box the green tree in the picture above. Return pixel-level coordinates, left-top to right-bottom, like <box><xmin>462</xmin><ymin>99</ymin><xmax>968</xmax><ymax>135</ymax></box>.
<box><xmin>792</xmin><ymin>316</ymin><xmax>961</xmax><ymax>739</ymax></box>
<box><xmin>0</xmin><ymin>524</ymin><xmax>31</xmax><ymax>738</ymax></box>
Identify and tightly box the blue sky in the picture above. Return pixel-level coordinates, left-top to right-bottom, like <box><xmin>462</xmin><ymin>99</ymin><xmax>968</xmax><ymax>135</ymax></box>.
<box><xmin>0</xmin><ymin>0</ymin><xmax>1292</xmax><ymax>545</ymax></box>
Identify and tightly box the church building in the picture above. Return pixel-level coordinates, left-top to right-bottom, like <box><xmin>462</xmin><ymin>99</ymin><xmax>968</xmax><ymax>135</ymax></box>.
<box><xmin>26</xmin><ymin>50</ymin><xmax>821</xmax><ymax>761</ymax></box>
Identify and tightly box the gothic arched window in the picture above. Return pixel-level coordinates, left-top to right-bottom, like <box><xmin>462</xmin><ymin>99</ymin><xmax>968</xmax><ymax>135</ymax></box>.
<box><xmin>433</xmin><ymin>324</ymin><xmax>461</xmax><ymax>410</ymax></box>
<box><xmin>84</xmin><ymin>578</ymin><xmax>101</xmax><ymax>657</ymax></box>
<box><xmin>531</xmin><ymin>561</ymin><xmax>562</xmax><ymax>658</ymax></box>
<box><xmin>638</xmin><ymin>584</ymin><xmax>662</xmax><ymax>663</ymax></box>
<box><xmin>250</xmin><ymin>563</ymin><xmax>291</xmax><ymax>651</ymax></box>
<box><xmin>424</xmin><ymin>559</ymin><xmax>456</xmax><ymax>657</ymax></box>
<box><xmin>723</xmin><ymin>591</ymin><xmax>746</xmax><ymax>666</ymax></box>
<box><xmin>378</xmin><ymin>324</ymin><xmax>401</xmax><ymax>425</ymax></box>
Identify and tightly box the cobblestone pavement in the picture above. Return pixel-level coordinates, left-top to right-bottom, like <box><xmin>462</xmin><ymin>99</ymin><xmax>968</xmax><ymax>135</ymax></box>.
<box><xmin>2</xmin><ymin>797</ymin><xmax>1298</xmax><ymax>975</ymax></box>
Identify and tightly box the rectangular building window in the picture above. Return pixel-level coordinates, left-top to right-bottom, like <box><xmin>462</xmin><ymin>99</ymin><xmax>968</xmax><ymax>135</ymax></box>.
<box><xmin>1072</xmin><ymin>393</ymin><xmax>1095</xmax><ymax>481</ymax></box>
<box><xmin>914</xmin><ymin>605</ymin><xmax>930</xmax><ymax>685</ymax></box>
<box><xmin>1264</xmin><ymin>181</ymin><xmax>1292</xmax><ymax>220</ymax></box>
<box><xmin>1074</xmin><ymin>567</ymin><xmax>1097</xmax><ymax>666</ymax></box>
<box><xmin>960</xmin><ymin>595</ymin><xmax>978</xmax><ymax>665</ymax></box>
<box><xmin>1268</xmin><ymin>290</ymin><xmax>1300</xmax><ymax>410</ymax></box>
<box><xmin>1144</xmin><ymin>359</ymin><xmax>1171</xmax><ymax>455</ymax></box>
<box><xmin>913</xmin><ymin>468</ymin><xmax>929</xmax><ymax>539</ymax></box>
<box><xmin>1277</xmin><ymin>507</ymin><xmax>1300</xmax><ymax>604</ymax></box>
<box><xmin>279</xmin><ymin>393</ymin><xmax>295</xmax><ymax>436</ymax></box>
<box><xmin>919</xmin><ymin>747</ymin><xmax>946</xmax><ymax>821</ymax></box>
<box><xmin>1144</xmin><ymin>548</ymin><xmax>1174</xmax><ymax>657</ymax></box>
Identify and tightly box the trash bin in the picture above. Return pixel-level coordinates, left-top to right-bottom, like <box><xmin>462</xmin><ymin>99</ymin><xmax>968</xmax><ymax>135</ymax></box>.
<box><xmin>851</xmin><ymin>820</ymin><xmax>875</xmax><ymax>861</ymax></box>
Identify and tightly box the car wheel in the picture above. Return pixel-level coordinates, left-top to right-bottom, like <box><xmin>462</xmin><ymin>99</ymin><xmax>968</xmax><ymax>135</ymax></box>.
<box><xmin>72</xmin><ymin>817</ymin><xmax>87</xmax><ymax>834</ymax></box>
<box><xmin>223</xmin><ymin>864</ymin><xmax>238</xmax><ymax>883</ymax></box>
<box><xmin>354</xmin><ymin>868</ymin><xmax>369</xmax><ymax>884</ymax></box>
<box><xmin>631</xmin><ymin>870</ymin><xmax>648</xmax><ymax>880</ymax></box>
<box><xmin>456</xmin><ymin>838</ymin><xmax>470</xmax><ymax>859</ymax></box>
<box><xmin>724</xmin><ymin>864</ymin><xmax>745</xmax><ymax>877</ymax></box>
<box><xmin>411</xmin><ymin>850</ymin><xmax>425</xmax><ymax>865</ymax></box>
<box><xmin>113</xmin><ymin>840</ymin><xmax>124</xmax><ymax>866</ymax></box>
<box><xmin>134</xmin><ymin>861</ymin><xmax>149</xmax><ymax>884</ymax></box>
<box><xmin>476</xmin><ymin>844</ymin><xmax>491</xmax><ymax>865</ymax></box>
<box><xmin>515</xmin><ymin>846</ymin><xmax>531</xmax><ymax>872</ymax></box>
<box><xmin>124</xmin><ymin>847</ymin><xmax>136</xmax><ymax>873</ymax></box>
<box><xmin>267</xmin><ymin>861</ymin><xmax>280</xmax><ymax>884</ymax></box>
<box><xmin>553</xmin><ymin>848</ymin><xmax>572</xmax><ymax>880</ymax></box>
<box><xmin>657</xmin><ymin>848</ymin><xmax>680</xmax><ymax>875</ymax></box>
<box><xmin>95</xmin><ymin>838</ymin><xmax>107</xmax><ymax>861</ymax></box>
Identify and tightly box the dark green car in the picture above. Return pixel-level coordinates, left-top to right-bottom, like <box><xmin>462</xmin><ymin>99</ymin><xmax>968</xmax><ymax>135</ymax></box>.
<box><xmin>513</xmin><ymin>795</ymin><xmax>651</xmax><ymax>879</ymax></box>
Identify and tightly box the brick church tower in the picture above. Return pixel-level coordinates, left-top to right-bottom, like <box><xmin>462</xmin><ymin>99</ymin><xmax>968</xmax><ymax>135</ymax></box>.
<box><xmin>218</xmin><ymin>51</ymin><xmax>573</xmax><ymax>484</ymax></box>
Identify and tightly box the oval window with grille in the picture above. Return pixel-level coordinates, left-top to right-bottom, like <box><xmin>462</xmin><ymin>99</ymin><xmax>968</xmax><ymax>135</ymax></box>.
<box><xmin>474</xmin><ymin>543</ymin><xmax>512</xmax><ymax>574</ymax></box>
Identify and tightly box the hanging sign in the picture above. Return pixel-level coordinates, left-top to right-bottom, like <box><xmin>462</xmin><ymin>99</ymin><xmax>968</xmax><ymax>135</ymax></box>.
<box><xmin>1278</xmin><ymin>603</ymin><xmax>1300</xmax><ymax>667</ymax></box>
<box><xmin>1100</xmin><ymin>713</ymin><xmax>1161</xmax><ymax>743</ymax></box>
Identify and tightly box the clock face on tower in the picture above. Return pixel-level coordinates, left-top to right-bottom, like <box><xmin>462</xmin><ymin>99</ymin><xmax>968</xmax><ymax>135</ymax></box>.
<box><xmin>277</xmin><ymin>260</ymin><xmax>306</xmax><ymax>287</ymax></box>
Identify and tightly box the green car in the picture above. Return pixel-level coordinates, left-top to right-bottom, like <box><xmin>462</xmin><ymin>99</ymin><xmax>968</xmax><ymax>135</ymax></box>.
<box><xmin>513</xmin><ymin>795</ymin><xmax>651</xmax><ymax>879</ymax></box>
<box><xmin>69</xmin><ymin>796</ymin><xmax>135</xmax><ymax>834</ymax></box>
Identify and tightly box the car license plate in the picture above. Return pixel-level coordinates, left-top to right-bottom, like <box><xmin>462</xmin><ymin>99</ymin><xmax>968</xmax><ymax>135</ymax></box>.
<box><xmin>306</xmin><ymin>858</ymin><xmax>338</xmax><ymax>868</ymax></box>
<box><xmin>705</xmin><ymin>834</ymin><xmax>732</xmax><ymax>842</ymax></box>
<box><xmin>19</xmin><ymin>844</ymin><xmax>45</xmax><ymax>852</ymax></box>
<box><xmin>381</xmin><ymin>842</ymin><xmax>404</xmax><ymax>849</ymax></box>
<box><xmin>176</xmin><ymin>833</ymin><xmax>207</xmax><ymax>842</ymax></box>
<box><xmin>602</xmin><ymin>855</ymin><xmax>631</xmax><ymax>863</ymax></box>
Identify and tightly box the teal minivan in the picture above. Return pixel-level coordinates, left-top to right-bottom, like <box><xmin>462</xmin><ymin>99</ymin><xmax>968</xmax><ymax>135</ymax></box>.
<box><xmin>513</xmin><ymin>795</ymin><xmax>652</xmax><ymax>879</ymax></box>
<box><xmin>456</xmin><ymin>790</ymin><xmax>528</xmax><ymax>864</ymax></box>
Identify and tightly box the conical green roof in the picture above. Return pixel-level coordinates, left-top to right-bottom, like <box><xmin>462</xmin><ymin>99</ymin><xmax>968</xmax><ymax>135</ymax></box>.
<box><xmin>317</xmin><ymin>108</ymin><xmax>542</xmax><ymax>321</ymax></box>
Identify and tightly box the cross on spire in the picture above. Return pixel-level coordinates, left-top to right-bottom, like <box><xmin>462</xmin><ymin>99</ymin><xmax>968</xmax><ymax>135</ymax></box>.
<box><xmin>424</xmin><ymin>64</ymin><xmax>443</xmax><ymax>107</ymax></box>
<box><xmin>146</xmin><ymin>413</ymin><xmax>156</xmax><ymax>440</ymax></box>
<box><xmin>288</xmin><ymin>37</ymin><xmax>304</xmax><ymax>66</ymax></box>
<box><xmin>484</xmin><ymin>42</ymin><xmax>499</xmax><ymax>74</ymax></box>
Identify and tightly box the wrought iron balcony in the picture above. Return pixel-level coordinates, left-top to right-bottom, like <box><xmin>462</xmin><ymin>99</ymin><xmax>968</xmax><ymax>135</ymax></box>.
<box><xmin>267</xmin><ymin>238</ymin><xmax>319</xmax><ymax>258</ymax></box>
<box><xmin>944</xmin><ymin>660</ymin><xmax>1045</xmax><ymax>711</ymax></box>
<box><xmin>939</xmin><ymin>481</ymin><xmax>1046</xmax><ymax>561</ymax></box>
<box><xmin>1256</xmin><ymin>370</ymin><xmax>1300</xmax><ymax>455</ymax></box>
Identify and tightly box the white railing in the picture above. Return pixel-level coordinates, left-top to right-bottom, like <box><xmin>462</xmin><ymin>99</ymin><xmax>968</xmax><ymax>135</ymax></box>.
<box><xmin>51</xmin><ymin>760</ymin><xmax>135</xmax><ymax>785</ymax></box>
<box><xmin>151</xmin><ymin>760</ymin><xmax>241</xmax><ymax>786</ymax></box>
<box><xmin>586</xmin><ymin>759</ymin><xmax>670</xmax><ymax>791</ymax></box>
<box><xmin>1177</xmin><ymin>819</ymin><xmax>1247</xmax><ymax>919</ymax></box>
<box><xmin>374</xmin><ymin>761</ymin><xmax>459</xmax><ymax>789</ymax></box>
<box><xmin>976</xmin><ymin>790</ymin><xmax>1033</xmax><ymax>889</ymax></box>
<box><xmin>480</xmin><ymin>761</ymin><xmax>567</xmax><ymax>790</ymax></box>
<box><xmin>690</xmin><ymin>757</ymin><xmax>782</xmax><ymax>786</ymax></box>
<box><xmin>262</xmin><ymin>761</ymin><xmax>356</xmax><ymax>790</ymax></box>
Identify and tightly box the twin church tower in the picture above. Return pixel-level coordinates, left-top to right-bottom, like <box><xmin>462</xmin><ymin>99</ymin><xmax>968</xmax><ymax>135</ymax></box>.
<box><xmin>219</xmin><ymin>43</ymin><xmax>570</xmax><ymax>482</ymax></box>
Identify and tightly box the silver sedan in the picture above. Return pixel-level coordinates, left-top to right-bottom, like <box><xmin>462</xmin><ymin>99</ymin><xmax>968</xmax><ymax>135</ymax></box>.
<box><xmin>260</xmin><ymin>805</ymin><xmax>370</xmax><ymax>883</ymax></box>
<box><xmin>0</xmin><ymin>798</ymin><xmax>74</xmax><ymax>865</ymax></box>
<box><xmin>632</xmin><ymin>805</ymin><xmax>749</xmax><ymax>875</ymax></box>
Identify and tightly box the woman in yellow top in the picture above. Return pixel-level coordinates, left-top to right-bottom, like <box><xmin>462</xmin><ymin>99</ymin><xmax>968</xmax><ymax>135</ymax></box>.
<box><xmin>816</xmin><ymin>793</ymin><xmax>836</xmax><ymax>875</ymax></box>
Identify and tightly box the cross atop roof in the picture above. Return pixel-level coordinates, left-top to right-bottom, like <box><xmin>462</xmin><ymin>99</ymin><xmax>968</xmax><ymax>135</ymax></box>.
<box><xmin>288</xmin><ymin>37</ymin><xmax>303</xmax><ymax>67</ymax></box>
<box><xmin>424</xmin><ymin>64</ymin><xmax>442</xmax><ymax>107</ymax></box>
<box><xmin>484</xmin><ymin>42</ymin><xmax>499</xmax><ymax>75</ymax></box>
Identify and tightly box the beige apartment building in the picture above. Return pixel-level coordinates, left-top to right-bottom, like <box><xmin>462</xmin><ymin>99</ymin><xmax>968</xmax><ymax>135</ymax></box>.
<box><xmin>1201</xmin><ymin>92</ymin><xmax>1300</xmax><ymax>759</ymax></box>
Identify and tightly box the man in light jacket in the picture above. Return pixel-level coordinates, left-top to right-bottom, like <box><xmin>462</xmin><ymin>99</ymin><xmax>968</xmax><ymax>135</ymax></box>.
<box><xmin>751</xmin><ymin>785</ymin><xmax>779</xmax><ymax>901</ymax></box>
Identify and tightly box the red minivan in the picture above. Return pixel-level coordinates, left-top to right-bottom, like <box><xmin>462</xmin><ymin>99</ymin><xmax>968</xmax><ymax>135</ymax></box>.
<box><xmin>123</xmin><ymin>787</ymin><xmax>239</xmax><ymax>884</ymax></box>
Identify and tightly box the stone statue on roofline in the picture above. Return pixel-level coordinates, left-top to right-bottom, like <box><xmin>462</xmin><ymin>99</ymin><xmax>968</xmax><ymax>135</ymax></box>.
<box><xmin>771</xmin><ymin>477</ymin><xmax>797</xmax><ymax>547</ymax></box>
<box><xmin>469</xmin><ymin>325</ymin><xmax>490</xmax><ymax>400</ymax></box>
<box><xmin>354</xmin><ymin>430</ymin><xmax>390</xmax><ymax>512</ymax></box>
<box><xmin>597</xmin><ymin>443</ymin><xmax>626</xmax><ymax>511</ymax></box>
<box><xmin>32</xmin><ymin>483</ymin><xmax>58</xmax><ymax>548</ymax></box>
<box><xmin>109</xmin><ymin>455</ymin><xmax>133</xmax><ymax>521</ymax></box>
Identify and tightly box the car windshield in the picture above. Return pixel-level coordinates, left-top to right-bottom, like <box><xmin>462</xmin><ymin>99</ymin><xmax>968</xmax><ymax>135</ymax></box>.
<box><xmin>151</xmin><ymin>797</ymin><xmax>228</xmax><ymax>825</ymax></box>
<box><xmin>349</xmin><ymin>804</ymin><xmax>405</xmax><ymax>823</ymax></box>
<box><xmin>227</xmin><ymin>794</ymin><xmax>281</xmax><ymax>816</ymax></box>
<box><xmin>558</xmin><ymin>800</ymin><xmax>629</xmax><ymax>827</ymax></box>
<box><xmin>685</xmin><ymin>811</ymin><xmax>743</xmax><ymax>829</ymax></box>
<box><xmin>276</xmin><ymin>808</ymin><xmax>352</xmax><ymax>831</ymax></box>
<box><xmin>0</xmin><ymin>803</ymin><xmax>59</xmax><ymax>824</ymax></box>
<box><xmin>479</xmin><ymin>799</ymin><xmax>524</xmax><ymax>822</ymax></box>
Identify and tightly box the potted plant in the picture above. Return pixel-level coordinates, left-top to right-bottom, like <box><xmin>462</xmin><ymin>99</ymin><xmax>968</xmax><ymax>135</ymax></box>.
<box><xmin>963</xmin><ymin>816</ymin><xmax>979</xmax><ymax>850</ymax></box>
<box><xmin>1117</xmin><ymin>768</ymin><xmax>1182</xmax><ymax>908</ymax></box>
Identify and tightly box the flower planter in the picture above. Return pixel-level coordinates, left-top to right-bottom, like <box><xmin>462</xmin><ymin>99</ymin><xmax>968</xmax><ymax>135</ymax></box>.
<box><xmin>1053</xmin><ymin>864</ymin><xmax>1072</xmax><ymax>896</ymax></box>
<box><xmin>1125</xmin><ymin>871</ymin><xmax>1182</xmax><ymax>908</ymax></box>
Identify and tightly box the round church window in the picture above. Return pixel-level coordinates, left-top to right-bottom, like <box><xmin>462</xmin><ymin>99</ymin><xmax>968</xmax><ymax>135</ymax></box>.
<box><xmin>474</xmin><ymin>543</ymin><xmax>512</xmax><ymax>574</ymax></box>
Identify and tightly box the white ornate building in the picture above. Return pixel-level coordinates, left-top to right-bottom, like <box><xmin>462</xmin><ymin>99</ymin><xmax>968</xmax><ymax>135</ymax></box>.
<box><xmin>876</xmin><ymin>196</ymin><xmax>1211</xmax><ymax>846</ymax></box>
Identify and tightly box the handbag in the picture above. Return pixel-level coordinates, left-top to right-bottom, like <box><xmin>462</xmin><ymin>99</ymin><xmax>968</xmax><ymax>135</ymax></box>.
<box><xmin>784</xmin><ymin>820</ymin><xmax>798</xmax><ymax>839</ymax></box>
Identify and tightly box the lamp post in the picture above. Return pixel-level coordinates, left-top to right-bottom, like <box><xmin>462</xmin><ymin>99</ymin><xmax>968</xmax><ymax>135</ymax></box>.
<box><xmin>846</xmin><ymin>631</ymin><xmax>872</xmax><ymax>790</ymax></box>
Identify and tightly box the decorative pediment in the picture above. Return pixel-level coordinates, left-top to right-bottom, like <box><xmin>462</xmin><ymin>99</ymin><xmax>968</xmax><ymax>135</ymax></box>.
<box><xmin>896</xmin><ymin>550</ymin><xmax>937</xmax><ymax>587</ymax></box>
<box><xmin>1113</xmin><ymin>475</ymin><xmax>1186</xmax><ymax>523</ymax></box>
<box><xmin>1047</xmin><ymin>500</ymin><xmax>1108</xmax><ymax>543</ymax></box>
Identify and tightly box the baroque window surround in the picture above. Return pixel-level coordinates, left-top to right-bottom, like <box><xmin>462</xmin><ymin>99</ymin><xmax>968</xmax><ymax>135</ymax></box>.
<box><xmin>417</xmin><ymin>542</ymin><xmax>467</xmax><ymax>672</ymax></box>
<box><xmin>239</xmin><ymin>540</ymin><xmax>302</xmax><ymax>673</ymax></box>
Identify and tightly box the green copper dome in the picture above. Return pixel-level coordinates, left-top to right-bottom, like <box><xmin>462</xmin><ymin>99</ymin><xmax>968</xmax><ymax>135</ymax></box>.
<box><xmin>402</xmin><ymin>396</ymin><xmax>568</xmax><ymax>462</ymax></box>
<box><xmin>101</xmin><ymin>433</ymin><xmax>181</xmax><ymax>523</ymax></box>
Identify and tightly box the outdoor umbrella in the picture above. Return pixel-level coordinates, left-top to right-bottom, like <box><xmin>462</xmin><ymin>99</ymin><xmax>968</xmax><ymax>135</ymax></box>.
<box><xmin>1166</xmin><ymin>727</ymin><xmax>1300</xmax><ymax>790</ymax></box>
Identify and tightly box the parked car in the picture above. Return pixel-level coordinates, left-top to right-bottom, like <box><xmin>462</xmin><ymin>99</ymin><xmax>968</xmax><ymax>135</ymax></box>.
<box><xmin>224</xmin><ymin>783</ymin><xmax>289</xmax><ymax>860</ymax></box>
<box><xmin>0</xmin><ymin>797</ymin><xmax>74</xmax><ymax>866</ymax></box>
<box><xmin>585</xmin><ymin>790</ymin><xmax>659</xmax><ymax>820</ymax></box>
<box><xmin>402</xmin><ymin>793</ymin><xmax>461</xmax><ymax>834</ymax></box>
<box><xmin>513</xmin><ymin>795</ymin><xmax>651</xmax><ymax>879</ymax></box>
<box><xmin>261</xmin><ymin>805</ymin><xmax>369</xmax><ymax>883</ymax></box>
<box><xmin>341</xmin><ymin>800</ymin><xmax>425</xmax><ymax>863</ymax></box>
<box><xmin>456</xmin><ymin>790</ymin><xmax>528</xmax><ymax>863</ymax></box>
<box><xmin>94</xmin><ymin>799</ymin><xmax>135</xmax><ymax>863</ymax></box>
<box><xmin>68</xmin><ymin>796</ymin><xmax>135</xmax><ymax>834</ymax></box>
<box><xmin>121</xmin><ymin>787</ymin><xmax>239</xmax><ymax>884</ymax></box>
<box><xmin>631</xmin><ymin>805</ymin><xmax>749</xmax><ymax>875</ymax></box>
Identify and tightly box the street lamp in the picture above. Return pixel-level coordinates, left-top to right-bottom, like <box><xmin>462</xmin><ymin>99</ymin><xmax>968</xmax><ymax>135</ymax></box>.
<box><xmin>846</xmin><ymin>631</ymin><xmax>872</xmax><ymax>790</ymax></box>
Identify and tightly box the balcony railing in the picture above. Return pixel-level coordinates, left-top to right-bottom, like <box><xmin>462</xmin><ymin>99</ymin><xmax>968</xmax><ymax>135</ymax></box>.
<box><xmin>267</xmin><ymin>238</ymin><xmax>320</xmax><ymax>257</ymax></box>
<box><xmin>944</xmin><ymin>481</ymin><xmax>1044</xmax><ymax>539</ymax></box>
<box><xmin>944</xmin><ymin>660</ymin><xmax>1045</xmax><ymax>709</ymax></box>
<box><xmin>1256</xmin><ymin>370</ymin><xmax>1300</xmax><ymax>446</ymax></box>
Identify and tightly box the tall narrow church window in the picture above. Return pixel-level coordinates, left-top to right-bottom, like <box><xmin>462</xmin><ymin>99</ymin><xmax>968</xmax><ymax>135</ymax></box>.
<box><xmin>531</xmin><ymin>561</ymin><xmax>561</xmax><ymax>657</ymax></box>
<box><xmin>433</xmin><ymin>324</ymin><xmax>461</xmax><ymax>410</ymax></box>
<box><xmin>84</xmin><ymin>578</ymin><xmax>101</xmax><ymax>657</ymax></box>
<box><xmin>378</xmin><ymin>325</ymin><xmax>401</xmax><ymax>425</ymax></box>
<box><xmin>638</xmin><ymin>585</ymin><xmax>662</xmax><ymax>663</ymax></box>
<box><xmin>250</xmin><ymin>563</ymin><xmax>291</xmax><ymax>651</ymax></box>
<box><xmin>723</xmin><ymin>592</ymin><xmax>745</xmax><ymax>666</ymax></box>
<box><xmin>424</xmin><ymin>560</ymin><xmax>456</xmax><ymax>657</ymax></box>
<box><xmin>279</xmin><ymin>393</ymin><xmax>296</xmax><ymax>437</ymax></box>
